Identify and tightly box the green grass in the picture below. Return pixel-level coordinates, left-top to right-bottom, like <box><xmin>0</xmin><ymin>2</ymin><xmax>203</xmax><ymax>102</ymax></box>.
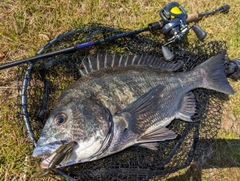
<box><xmin>0</xmin><ymin>0</ymin><xmax>240</xmax><ymax>180</ymax></box>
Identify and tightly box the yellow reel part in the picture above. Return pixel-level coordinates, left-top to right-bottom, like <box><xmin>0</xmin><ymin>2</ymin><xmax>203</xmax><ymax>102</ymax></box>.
<box><xmin>170</xmin><ymin>6</ymin><xmax>183</xmax><ymax>19</ymax></box>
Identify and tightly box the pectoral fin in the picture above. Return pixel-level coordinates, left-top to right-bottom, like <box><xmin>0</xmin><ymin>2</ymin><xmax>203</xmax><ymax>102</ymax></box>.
<box><xmin>114</xmin><ymin>85</ymin><xmax>178</xmax><ymax>151</ymax></box>
<box><xmin>117</xmin><ymin>84</ymin><xmax>166</xmax><ymax>133</ymax></box>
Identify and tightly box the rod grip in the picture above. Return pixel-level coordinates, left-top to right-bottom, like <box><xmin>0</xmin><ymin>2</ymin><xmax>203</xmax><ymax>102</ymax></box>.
<box><xmin>220</xmin><ymin>5</ymin><xmax>230</xmax><ymax>12</ymax></box>
<box><xmin>186</xmin><ymin>13</ymin><xmax>199</xmax><ymax>23</ymax></box>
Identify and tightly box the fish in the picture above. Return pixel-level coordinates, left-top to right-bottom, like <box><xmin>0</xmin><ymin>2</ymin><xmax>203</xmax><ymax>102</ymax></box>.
<box><xmin>32</xmin><ymin>50</ymin><xmax>234</xmax><ymax>169</ymax></box>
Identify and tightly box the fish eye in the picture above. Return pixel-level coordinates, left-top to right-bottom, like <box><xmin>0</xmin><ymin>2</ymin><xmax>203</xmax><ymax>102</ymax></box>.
<box><xmin>54</xmin><ymin>113</ymin><xmax>67</xmax><ymax>126</ymax></box>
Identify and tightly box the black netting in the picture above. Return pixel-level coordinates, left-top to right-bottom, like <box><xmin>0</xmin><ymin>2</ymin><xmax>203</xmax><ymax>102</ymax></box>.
<box><xmin>17</xmin><ymin>24</ymin><xmax>228</xmax><ymax>180</ymax></box>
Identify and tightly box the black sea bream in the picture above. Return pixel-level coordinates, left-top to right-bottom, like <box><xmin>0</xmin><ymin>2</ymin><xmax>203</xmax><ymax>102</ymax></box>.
<box><xmin>32</xmin><ymin>50</ymin><xmax>234</xmax><ymax>168</ymax></box>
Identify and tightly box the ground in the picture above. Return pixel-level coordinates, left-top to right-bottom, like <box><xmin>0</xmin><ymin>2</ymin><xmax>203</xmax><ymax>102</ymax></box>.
<box><xmin>0</xmin><ymin>0</ymin><xmax>239</xmax><ymax>180</ymax></box>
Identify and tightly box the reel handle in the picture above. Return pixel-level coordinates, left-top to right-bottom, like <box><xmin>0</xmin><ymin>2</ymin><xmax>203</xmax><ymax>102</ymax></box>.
<box><xmin>192</xmin><ymin>24</ymin><xmax>207</xmax><ymax>40</ymax></box>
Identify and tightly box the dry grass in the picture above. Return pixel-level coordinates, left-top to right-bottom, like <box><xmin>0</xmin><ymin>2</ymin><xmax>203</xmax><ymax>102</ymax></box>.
<box><xmin>0</xmin><ymin>0</ymin><xmax>239</xmax><ymax>180</ymax></box>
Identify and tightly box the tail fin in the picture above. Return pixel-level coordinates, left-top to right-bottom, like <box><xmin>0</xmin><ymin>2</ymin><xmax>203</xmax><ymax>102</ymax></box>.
<box><xmin>197</xmin><ymin>50</ymin><xmax>234</xmax><ymax>95</ymax></box>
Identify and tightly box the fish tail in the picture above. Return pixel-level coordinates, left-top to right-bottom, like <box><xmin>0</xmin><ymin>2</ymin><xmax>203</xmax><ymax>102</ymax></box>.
<box><xmin>197</xmin><ymin>50</ymin><xmax>234</xmax><ymax>95</ymax></box>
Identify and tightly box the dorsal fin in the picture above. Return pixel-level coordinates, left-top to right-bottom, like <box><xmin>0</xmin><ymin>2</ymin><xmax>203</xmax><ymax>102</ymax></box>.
<box><xmin>88</xmin><ymin>56</ymin><xmax>97</xmax><ymax>71</ymax></box>
<box><xmin>97</xmin><ymin>52</ymin><xmax>104</xmax><ymax>70</ymax></box>
<box><xmin>104</xmin><ymin>53</ymin><xmax>110</xmax><ymax>68</ymax></box>
<box><xmin>131</xmin><ymin>55</ymin><xmax>141</xmax><ymax>65</ymax></box>
<box><xmin>79</xmin><ymin>69</ymin><xmax>86</xmax><ymax>76</ymax></box>
<box><xmin>79</xmin><ymin>52</ymin><xmax>183</xmax><ymax>76</ymax></box>
<box><xmin>82</xmin><ymin>59</ymin><xmax>90</xmax><ymax>74</ymax></box>
<box><xmin>112</xmin><ymin>53</ymin><xmax>121</xmax><ymax>67</ymax></box>
<box><xmin>118</xmin><ymin>55</ymin><xmax>124</xmax><ymax>66</ymax></box>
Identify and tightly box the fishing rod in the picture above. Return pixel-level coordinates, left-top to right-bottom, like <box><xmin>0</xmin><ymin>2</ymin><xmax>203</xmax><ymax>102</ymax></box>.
<box><xmin>0</xmin><ymin>2</ymin><xmax>230</xmax><ymax>70</ymax></box>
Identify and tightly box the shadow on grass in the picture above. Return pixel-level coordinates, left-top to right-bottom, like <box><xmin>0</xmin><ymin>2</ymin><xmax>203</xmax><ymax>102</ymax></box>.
<box><xmin>167</xmin><ymin>138</ymin><xmax>240</xmax><ymax>181</ymax></box>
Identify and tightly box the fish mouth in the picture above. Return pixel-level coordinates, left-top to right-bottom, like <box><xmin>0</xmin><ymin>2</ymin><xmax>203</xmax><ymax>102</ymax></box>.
<box><xmin>32</xmin><ymin>141</ymin><xmax>76</xmax><ymax>169</ymax></box>
<box><xmin>40</xmin><ymin>152</ymin><xmax>58</xmax><ymax>168</ymax></box>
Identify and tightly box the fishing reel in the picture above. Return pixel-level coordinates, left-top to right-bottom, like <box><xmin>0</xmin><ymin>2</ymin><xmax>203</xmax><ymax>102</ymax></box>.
<box><xmin>160</xmin><ymin>2</ymin><xmax>207</xmax><ymax>43</ymax></box>
<box><xmin>149</xmin><ymin>2</ymin><xmax>207</xmax><ymax>61</ymax></box>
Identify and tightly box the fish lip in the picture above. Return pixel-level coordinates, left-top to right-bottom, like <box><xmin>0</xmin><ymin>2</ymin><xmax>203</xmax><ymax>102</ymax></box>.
<box><xmin>40</xmin><ymin>152</ymin><xmax>57</xmax><ymax>169</ymax></box>
<box><xmin>32</xmin><ymin>140</ymin><xmax>66</xmax><ymax>158</ymax></box>
<box><xmin>32</xmin><ymin>141</ymin><xmax>76</xmax><ymax>169</ymax></box>
<box><xmin>32</xmin><ymin>144</ymin><xmax>61</xmax><ymax>169</ymax></box>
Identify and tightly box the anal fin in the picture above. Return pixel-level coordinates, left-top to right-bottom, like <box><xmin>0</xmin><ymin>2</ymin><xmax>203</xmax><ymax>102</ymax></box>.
<box><xmin>176</xmin><ymin>91</ymin><xmax>196</xmax><ymax>122</ymax></box>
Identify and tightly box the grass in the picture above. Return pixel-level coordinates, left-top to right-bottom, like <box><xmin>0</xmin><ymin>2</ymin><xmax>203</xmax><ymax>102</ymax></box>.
<box><xmin>0</xmin><ymin>0</ymin><xmax>239</xmax><ymax>180</ymax></box>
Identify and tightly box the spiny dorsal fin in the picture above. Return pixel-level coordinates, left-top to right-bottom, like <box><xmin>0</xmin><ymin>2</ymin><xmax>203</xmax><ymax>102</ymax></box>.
<box><xmin>104</xmin><ymin>53</ymin><xmax>110</xmax><ymax>68</ymax></box>
<box><xmin>79</xmin><ymin>69</ymin><xmax>86</xmax><ymax>77</ymax></box>
<box><xmin>131</xmin><ymin>55</ymin><xmax>142</xmax><ymax>65</ymax></box>
<box><xmin>82</xmin><ymin>59</ymin><xmax>90</xmax><ymax>74</ymax></box>
<box><xmin>79</xmin><ymin>52</ymin><xmax>183</xmax><ymax>76</ymax></box>
<box><xmin>97</xmin><ymin>52</ymin><xmax>104</xmax><ymax>70</ymax></box>
<box><xmin>88</xmin><ymin>56</ymin><xmax>96</xmax><ymax>71</ymax></box>
<box><xmin>112</xmin><ymin>53</ymin><xmax>121</xmax><ymax>67</ymax></box>
<box><xmin>118</xmin><ymin>54</ymin><xmax>124</xmax><ymax>66</ymax></box>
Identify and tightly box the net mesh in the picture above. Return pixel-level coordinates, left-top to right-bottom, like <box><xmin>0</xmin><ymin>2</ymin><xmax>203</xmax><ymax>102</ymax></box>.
<box><xmin>16</xmin><ymin>24</ymin><xmax>228</xmax><ymax>180</ymax></box>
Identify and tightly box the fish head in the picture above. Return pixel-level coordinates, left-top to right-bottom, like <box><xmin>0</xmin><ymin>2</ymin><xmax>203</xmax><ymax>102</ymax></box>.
<box><xmin>32</xmin><ymin>91</ymin><xmax>113</xmax><ymax>168</ymax></box>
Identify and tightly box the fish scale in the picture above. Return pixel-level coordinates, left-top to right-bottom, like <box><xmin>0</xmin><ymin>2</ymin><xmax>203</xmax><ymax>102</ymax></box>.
<box><xmin>81</xmin><ymin>71</ymin><xmax>169</xmax><ymax>112</ymax></box>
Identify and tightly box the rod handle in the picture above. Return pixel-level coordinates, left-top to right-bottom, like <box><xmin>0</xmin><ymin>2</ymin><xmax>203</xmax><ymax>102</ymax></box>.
<box><xmin>218</xmin><ymin>5</ymin><xmax>230</xmax><ymax>12</ymax></box>
<box><xmin>186</xmin><ymin>13</ymin><xmax>199</xmax><ymax>23</ymax></box>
